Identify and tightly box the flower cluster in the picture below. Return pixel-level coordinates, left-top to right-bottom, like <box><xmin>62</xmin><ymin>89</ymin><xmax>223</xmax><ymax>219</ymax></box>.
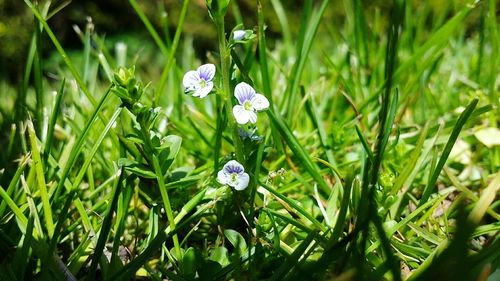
<box><xmin>183</xmin><ymin>66</ymin><xmax>269</xmax><ymax>125</ymax></box>
<box><xmin>183</xmin><ymin>54</ymin><xmax>269</xmax><ymax>191</ymax></box>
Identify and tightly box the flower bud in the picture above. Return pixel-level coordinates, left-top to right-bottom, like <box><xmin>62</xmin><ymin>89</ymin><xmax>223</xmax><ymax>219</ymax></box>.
<box><xmin>206</xmin><ymin>0</ymin><xmax>231</xmax><ymax>19</ymax></box>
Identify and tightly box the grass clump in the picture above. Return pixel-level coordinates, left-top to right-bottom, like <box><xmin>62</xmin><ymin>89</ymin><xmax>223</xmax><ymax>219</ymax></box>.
<box><xmin>0</xmin><ymin>0</ymin><xmax>499</xmax><ymax>280</ymax></box>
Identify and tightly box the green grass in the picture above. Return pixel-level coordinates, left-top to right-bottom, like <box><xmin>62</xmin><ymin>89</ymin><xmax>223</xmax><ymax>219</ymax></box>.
<box><xmin>0</xmin><ymin>0</ymin><xmax>499</xmax><ymax>280</ymax></box>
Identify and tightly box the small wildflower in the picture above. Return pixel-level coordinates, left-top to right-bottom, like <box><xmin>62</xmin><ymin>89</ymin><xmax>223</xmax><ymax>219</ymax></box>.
<box><xmin>233</xmin><ymin>30</ymin><xmax>246</xmax><ymax>41</ymax></box>
<box><xmin>232</xmin><ymin>82</ymin><xmax>269</xmax><ymax>124</ymax></box>
<box><xmin>217</xmin><ymin>160</ymin><xmax>250</xmax><ymax>191</ymax></box>
<box><xmin>183</xmin><ymin>64</ymin><xmax>216</xmax><ymax>98</ymax></box>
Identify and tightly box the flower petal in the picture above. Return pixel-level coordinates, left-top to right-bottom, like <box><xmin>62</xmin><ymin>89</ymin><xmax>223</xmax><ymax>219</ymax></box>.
<box><xmin>182</xmin><ymin>70</ymin><xmax>200</xmax><ymax>91</ymax></box>
<box><xmin>217</xmin><ymin>170</ymin><xmax>229</xmax><ymax>185</ymax></box>
<box><xmin>233</xmin><ymin>173</ymin><xmax>250</xmax><ymax>191</ymax></box>
<box><xmin>197</xmin><ymin>64</ymin><xmax>216</xmax><ymax>82</ymax></box>
<box><xmin>234</xmin><ymin>82</ymin><xmax>255</xmax><ymax>105</ymax></box>
<box><xmin>233</xmin><ymin>30</ymin><xmax>246</xmax><ymax>41</ymax></box>
<box><xmin>233</xmin><ymin>105</ymin><xmax>251</xmax><ymax>124</ymax></box>
<box><xmin>248</xmin><ymin>111</ymin><xmax>257</xmax><ymax>123</ymax></box>
<box><xmin>224</xmin><ymin>160</ymin><xmax>244</xmax><ymax>174</ymax></box>
<box><xmin>251</xmin><ymin>94</ymin><xmax>269</xmax><ymax>111</ymax></box>
<box><xmin>193</xmin><ymin>82</ymin><xmax>214</xmax><ymax>98</ymax></box>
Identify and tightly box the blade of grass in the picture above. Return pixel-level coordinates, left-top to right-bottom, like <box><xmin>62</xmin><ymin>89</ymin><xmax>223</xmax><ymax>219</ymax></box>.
<box><xmin>393</xmin><ymin>1</ymin><xmax>478</xmax><ymax>83</ymax></box>
<box><xmin>88</xmin><ymin>168</ymin><xmax>124</xmax><ymax>280</ymax></box>
<box><xmin>269</xmin><ymin>0</ymin><xmax>291</xmax><ymax>48</ymax></box>
<box><xmin>71</xmin><ymin>107</ymin><xmax>122</xmax><ymax>192</ymax></box>
<box><xmin>108</xmin><ymin>188</ymin><xmax>208</xmax><ymax>281</ymax></box>
<box><xmin>285</xmin><ymin>0</ymin><xmax>331</xmax><ymax>121</ymax></box>
<box><xmin>257</xmin><ymin>0</ymin><xmax>284</xmax><ymax>155</ymax></box>
<box><xmin>52</xmin><ymin>86</ymin><xmax>112</xmax><ymax>201</ymax></box>
<box><xmin>49</xmin><ymin>190</ymin><xmax>76</xmax><ymax>251</ymax></box>
<box><xmin>153</xmin><ymin>0</ymin><xmax>190</xmax><ymax>106</ymax></box>
<box><xmin>357</xmin><ymin>1</ymin><xmax>479</xmax><ymax>113</ymax></box>
<box><xmin>151</xmin><ymin>153</ymin><xmax>181</xmax><ymax>259</ymax></box>
<box><xmin>270</xmin><ymin>230</ymin><xmax>318</xmax><ymax>281</ymax></box>
<box><xmin>355</xmin><ymin>124</ymin><xmax>374</xmax><ymax>163</ymax></box>
<box><xmin>352</xmin><ymin>0</ymin><xmax>369</xmax><ymax>68</ymax></box>
<box><xmin>365</xmin><ymin>191</ymin><xmax>451</xmax><ymax>254</ymax></box>
<box><xmin>267</xmin><ymin>110</ymin><xmax>330</xmax><ymax>194</ymax></box>
<box><xmin>110</xmin><ymin>184</ymin><xmax>134</xmax><ymax>274</ymax></box>
<box><xmin>359</xmin><ymin>0</ymin><xmax>405</xmax><ymax>279</ymax></box>
<box><xmin>259</xmin><ymin>182</ymin><xmax>327</xmax><ymax>232</ymax></box>
<box><xmin>128</xmin><ymin>0</ymin><xmax>169</xmax><ymax>56</ymax></box>
<box><xmin>257</xmin><ymin>0</ymin><xmax>272</xmax><ymax>105</ymax></box>
<box><xmin>24</xmin><ymin>0</ymin><xmax>98</xmax><ymax>107</ymax></box>
<box><xmin>27</xmin><ymin>120</ymin><xmax>54</xmax><ymax>237</ymax></box>
<box><xmin>419</xmin><ymin>98</ymin><xmax>478</xmax><ymax>206</ymax></box>
<box><xmin>330</xmin><ymin>172</ymin><xmax>353</xmax><ymax>241</ymax></box>
<box><xmin>20</xmin><ymin>175</ymin><xmax>44</xmax><ymax>239</ymax></box>
<box><xmin>486</xmin><ymin>0</ymin><xmax>499</xmax><ymax>121</ymax></box>
<box><xmin>300</xmin><ymin>86</ymin><xmax>338</xmax><ymax>167</ymax></box>
<box><xmin>0</xmin><ymin>184</ymin><xmax>28</xmax><ymax>229</ymax></box>
<box><xmin>43</xmin><ymin>79</ymin><xmax>65</xmax><ymax>166</ymax></box>
<box><xmin>33</xmin><ymin>11</ymin><xmax>44</xmax><ymax>135</ymax></box>
<box><xmin>468</xmin><ymin>173</ymin><xmax>500</xmax><ymax>224</ymax></box>
<box><xmin>12</xmin><ymin>216</ymin><xmax>34</xmax><ymax>281</ymax></box>
<box><xmin>0</xmin><ymin>155</ymin><xmax>29</xmax><ymax>218</ymax></box>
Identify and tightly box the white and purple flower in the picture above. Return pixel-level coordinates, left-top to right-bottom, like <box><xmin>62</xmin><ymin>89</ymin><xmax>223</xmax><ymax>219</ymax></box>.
<box><xmin>183</xmin><ymin>64</ymin><xmax>216</xmax><ymax>98</ymax></box>
<box><xmin>232</xmin><ymin>82</ymin><xmax>269</xmax><ymax>125</ymax></box>
<box><xmin>217</xmin><ymin>160</ymin><xmax>250</xmax><ymax>191</ymax></box>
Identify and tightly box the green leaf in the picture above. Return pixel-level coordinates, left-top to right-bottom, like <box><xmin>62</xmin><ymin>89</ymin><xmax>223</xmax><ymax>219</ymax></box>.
<box><xmin>224</xmin><ymin>229</ymin><xmax>247</xmax><ymax>253</ymax></box>
<box><xmin>210</xmin><ymin>246</ymin><xmax>230</xmax><ymax>267</ymax></box>
<box><xmin>181</xmin><ymin>247</ymin><xmax>197</xmax><ymax>280</ymax></box>
<box><xmin>158</xmin><ymin>135</ymin><xmax>182</xmax><ymax>175</ymax></box>
<box><xmin>118</xmin><ymin>158</ymin><xmax>156</xmax><ymax>179</ymax></box>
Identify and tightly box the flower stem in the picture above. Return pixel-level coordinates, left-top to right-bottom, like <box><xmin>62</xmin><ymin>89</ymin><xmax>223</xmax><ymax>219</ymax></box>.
<box><xmin>140</xmin><ymin>124</ymin><xmax>181</xmax><ymax>261</ymax></box>
<box><xmin>152</xmin><ymin>153</ymin><xmax>182</xmax><ymax>260</ymax></box>
<box><xmin>215</xmin><ymin>16</ymin><xmax>245</xmax><ymax>164</ymax></box>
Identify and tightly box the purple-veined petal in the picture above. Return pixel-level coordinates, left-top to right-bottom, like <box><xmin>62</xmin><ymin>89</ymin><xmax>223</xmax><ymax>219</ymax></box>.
<box><xmin>193</xmin><ymin>82</ymin><xmax>214</xmax><ymax>98</ymax></box>
<box><xmin>197</xmin><ymin>64</ymin><xmax>216</xmax><ymax>82</ymax></box>
<box><xmin>183</xmin><ymin>70</ymin><xmax>200</xmax><ymax>91</ymax></box>
<box><xmin>251</xmin><ymin>94</ymin><xmax>269</xmax><ymax>111</ymax></box>
<box><xmin>233</xmin><ymin>105</ymin><xmax>252</xmax><ymax>124</ymax></box>
<box><xmin>233</xmin><ymin>173</ymin><xmax>250</xmax><ymax>191</ymax></box>
<box><xmin>234</xmin><ymin>82</ymin><xmax>255</xmax><ymax>105</ymax></box>
<box><xmin>248</xmin><ymin>111</ymin><xmax>257</xmax><ymax>123</ymax></box>
<box><xmin>224</xmin><ymin>160</ymin><xmax>244</xmax><ymax>174</ymax></box>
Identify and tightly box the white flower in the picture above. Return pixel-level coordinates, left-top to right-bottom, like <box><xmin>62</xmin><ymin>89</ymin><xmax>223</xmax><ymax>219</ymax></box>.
<box><xmin>232</xmin><ymin>82</ymin><xmax>269</xmax><ymax>124</ymax></box>
<box><xmin>233</xmin><ymin>30</ymin><xmax>246</xmax><ymax>41</ymax></box>
<box><xmin>217</xmin><ymin>160</ymin><xmax>250</xmax><ymax>191</ymax></box>
<box><xmin>182</xmin><ymin>64</ymin><xmax>216</xmax><ymax>98</ymax></box>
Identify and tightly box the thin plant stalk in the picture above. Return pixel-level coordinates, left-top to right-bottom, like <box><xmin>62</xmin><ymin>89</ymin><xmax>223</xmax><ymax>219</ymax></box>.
<box><xmin>215</xmin><ymin>15</ymin><xmax>245</xmax><ymax>164</ymax></box>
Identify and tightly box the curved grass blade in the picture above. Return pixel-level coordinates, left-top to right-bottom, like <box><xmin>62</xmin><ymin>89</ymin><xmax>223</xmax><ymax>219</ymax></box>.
<box><xmin>419</xmin><ymin>98</ymin><xmax>478</xmax><ymax>206</ymax></box>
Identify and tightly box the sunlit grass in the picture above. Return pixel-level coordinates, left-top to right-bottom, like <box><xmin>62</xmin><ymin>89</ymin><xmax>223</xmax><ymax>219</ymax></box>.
<box><xmin>0</xmin><ymin>0</ymin><xmax>498</xmax><ymax>280</ymax></box>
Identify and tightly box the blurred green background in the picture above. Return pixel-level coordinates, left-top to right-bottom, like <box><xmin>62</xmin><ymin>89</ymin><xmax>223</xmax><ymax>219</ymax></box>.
<box><xmin>0</xmin><ymin>0</ymin><xmax>478</xmax><ymax>82</ymax></box>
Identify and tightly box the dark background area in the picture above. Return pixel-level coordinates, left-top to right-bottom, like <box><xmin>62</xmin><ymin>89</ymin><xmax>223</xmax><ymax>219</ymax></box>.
<box><xmin>0</xmin><ymin>0</ymin><xmax>475</xmax><ymax>83</ymax></box>
<box><xmin>1</xmin><ymin>0</ymin><xmax>391</xmax><ymax>82</ymax></box>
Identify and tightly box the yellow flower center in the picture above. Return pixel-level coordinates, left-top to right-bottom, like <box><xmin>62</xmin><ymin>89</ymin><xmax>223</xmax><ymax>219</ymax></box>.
<box><xmin>230</xmin><ymin>173</ymin><xmax>238</xmax><ymax>182</ymax></box>
<box><xmin>243</xmin><ymin>100</ymin><xmax>253</xmax><ymax>111</ymax></box>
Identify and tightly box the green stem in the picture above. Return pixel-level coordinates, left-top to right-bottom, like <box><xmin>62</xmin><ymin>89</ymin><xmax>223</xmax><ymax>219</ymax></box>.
<box><xmin>139</xmin><ymin>122</ymin><xmax>180</xmax><ymax>260</ymax></box>
<box><xmin>215</xmin><ymin>16</ymin><xmax>245</xmax><ymax>164</ymax></box>
<box><xmin>151</xmin><ymin>154</ymin><xmax>181</xmax><ymax>260</ymax></box>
